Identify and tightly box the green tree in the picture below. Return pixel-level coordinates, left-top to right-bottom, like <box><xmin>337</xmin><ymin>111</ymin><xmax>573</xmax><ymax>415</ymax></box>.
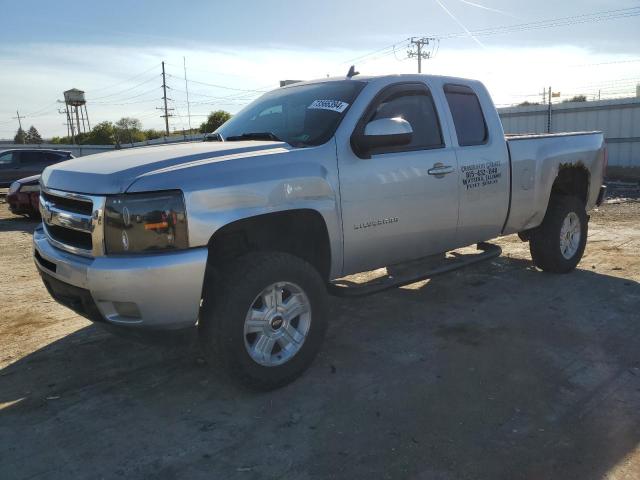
<box><xmin>143</xmin><ymin>128</ymin><xmax>164</xmax><ymax>141</ymax></box>
<box><xmin>199</xmin><ymin>110</ymin><xmax>231</xmax><ymax>134</ymax></box>
<box><xmin>562</xmin><ymin>95</ymin><xmax>587</xmax><ymax>103</ymax></box>
<box><xmin>114</xmin><ymin>117</ymin><xmax>145</xmax><ymax>144</ymax></box>
<box><xmin>86</xmin><ymin>121</ymin><xmax>116</xmax><ymax>145</ymax></box>
<box><xmin>26</xmin><ymin>125</ymin><xmax>43</xmax><ymax>144</ymax></box>
<box><xmin>14</xmin><ymin>127</ymin><xmax>26</xmax><ymax>144</ymax></box>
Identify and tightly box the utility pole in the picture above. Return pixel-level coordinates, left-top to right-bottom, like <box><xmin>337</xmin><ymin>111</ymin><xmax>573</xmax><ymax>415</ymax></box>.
<box><xmin>58</xmin><ymin>108</ymin><xmax>70</xmax><ymax>138</ymax></box>
<box><xmin>547</xmin><ymin>86</ymin><xmax>552</xmax><ymax>134</ymax></box>
<box><xmin>13</xmin><ymin>110</ymin><xmax>25</xmax><ymax>130</ymax></box>
<box><xmin>157</xmin><ymin>61</ymin><xmax>174</xmax><ymax>136</ymax></box>
<box><xmin>183</xmin><ymin>56</ymin><xmax>192</xmax><ymax>135</ymax></box>
<box><xmin>12</xmin><ymin>110</ymin><xmax>26</xmax><ymax>143</ymax></box>
<box><xmin>407</xmin><ymin>37</ymin><xmax>435</xmax><ymax>73</ymax></box>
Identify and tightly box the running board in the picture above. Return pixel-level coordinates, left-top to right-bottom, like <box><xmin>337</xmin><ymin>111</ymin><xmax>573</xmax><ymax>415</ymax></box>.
<box><xmin>328</xmin><ymin>242</ymin><xmax>502</xmax><ymax>297</ymax></box>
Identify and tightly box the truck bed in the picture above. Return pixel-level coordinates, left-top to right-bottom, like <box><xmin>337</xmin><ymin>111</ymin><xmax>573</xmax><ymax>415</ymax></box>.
<box><xmin>502</xmin><ymin>131</ymin><xmax>606</xmax><ymax>235</ymax></box>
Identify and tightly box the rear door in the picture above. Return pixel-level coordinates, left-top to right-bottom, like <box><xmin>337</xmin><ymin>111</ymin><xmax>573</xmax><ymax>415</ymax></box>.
<box><xmin>18</xmin><ymin>151</ymin><xmax>47</xmax><ymax>177</ymax></box>
<box><xmin>442</xmin><ymin>83</ymin><xmax>510</xmax><ymax>245</ymax></box>
<box><xmin>338</xmin><ymin>82</ymin><xmax>460</xmax><ymax>274</ymax></box>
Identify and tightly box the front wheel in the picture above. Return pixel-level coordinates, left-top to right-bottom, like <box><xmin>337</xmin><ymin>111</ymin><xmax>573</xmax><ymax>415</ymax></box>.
<box><xmin>529</xmin><ymin>195</ymin><xmax>588</xmax><ymax>273</ymax></box>
<box><xmin>199</xmin><ymin>252</ymin><xmax>328</xmax><ymax>390</ymax></box>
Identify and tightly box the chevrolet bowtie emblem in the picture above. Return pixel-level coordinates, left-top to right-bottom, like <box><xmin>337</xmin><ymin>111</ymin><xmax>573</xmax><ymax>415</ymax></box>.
<box><xmin>43</xmin><ymin>202</ymin><xmax>54</xmax><ymax>223</ymax></box>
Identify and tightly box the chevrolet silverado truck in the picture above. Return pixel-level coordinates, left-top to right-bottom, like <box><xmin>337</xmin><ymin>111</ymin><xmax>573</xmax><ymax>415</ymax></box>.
<box><xmin>34</xmin><ymin>73</ymin><xmax>606</xmax><ymax>389</ymax></box>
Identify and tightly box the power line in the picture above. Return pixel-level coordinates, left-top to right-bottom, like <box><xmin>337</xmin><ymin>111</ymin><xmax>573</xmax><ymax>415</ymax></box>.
<box><xmin>86</xmin><ymin>64</ymin><xmax>159</xmax><ymax>94</ymax></box>
<box><xmin>166</xmin><ymin>74</ymin><xmax>267</xmax><ymax>93</ymax></box>
<box><xmin>436</xmin><ymin>6</ymin><xmax>640</xmax><ymax>39</ymax></box>
<box><xmin>87</xmin><ymin>74</ymin><xmax>160</xmax><ymax>101</ymax></box>
<box><xmin>343</xmin><ymin>6</ymin><xmax>640</xmax><ymax>68</ymax></box>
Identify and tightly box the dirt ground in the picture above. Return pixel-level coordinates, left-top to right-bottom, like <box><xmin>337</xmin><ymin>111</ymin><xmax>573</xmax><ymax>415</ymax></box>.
<box><xmin>1</xmin><ymin>198</ymin><xmax>639</xmax><ymax>480</ymax></box>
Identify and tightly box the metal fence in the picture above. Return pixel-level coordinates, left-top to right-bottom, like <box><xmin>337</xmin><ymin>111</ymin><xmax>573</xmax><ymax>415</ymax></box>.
<box><xmin>499</xmin><ymin>96</ymin><xmax>640</xmax><ymax>179</ymax></box>
<box><xmin>0</xmin><ymin>133</ymin><xmax>206</xmax><ymax>158</ymax></box>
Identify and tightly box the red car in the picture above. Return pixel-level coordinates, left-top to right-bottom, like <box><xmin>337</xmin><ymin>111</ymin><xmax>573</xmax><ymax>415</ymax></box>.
<box><xmin>7</xmin><ymin>174</ymin><xmax>41</xmax><ymax>218</ymax></box>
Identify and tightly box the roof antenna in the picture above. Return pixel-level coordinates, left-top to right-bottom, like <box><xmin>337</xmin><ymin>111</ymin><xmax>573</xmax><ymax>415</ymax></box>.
<box><xmin>347</xmin><ymin>65</ymin><xmax>359</xmax><ymax>78</ymax></box>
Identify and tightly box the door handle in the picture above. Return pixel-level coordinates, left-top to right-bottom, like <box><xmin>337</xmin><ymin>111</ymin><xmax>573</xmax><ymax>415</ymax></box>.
<box><xmin>427</xmin><ymin>163</ymin><xmax>455</xmax><ymax>176</ymax></box>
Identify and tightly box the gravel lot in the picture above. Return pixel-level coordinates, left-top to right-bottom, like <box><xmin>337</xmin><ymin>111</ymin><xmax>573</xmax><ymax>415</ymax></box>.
<box><xmin>1</xmin><ymin>198</ymin><xmax>639</xmax><ymax>480</ymax></box>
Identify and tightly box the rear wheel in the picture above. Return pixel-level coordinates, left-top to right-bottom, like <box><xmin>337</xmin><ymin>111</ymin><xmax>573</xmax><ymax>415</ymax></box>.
<box><xmin>199</xmin><ymin>252</ymin><xmax>328</xmax><ymax>390</ymax></box>
<box><xmin>529</xmin><ymin>195</ymin><xmax>588</xmax><ymax>273</ymax></box>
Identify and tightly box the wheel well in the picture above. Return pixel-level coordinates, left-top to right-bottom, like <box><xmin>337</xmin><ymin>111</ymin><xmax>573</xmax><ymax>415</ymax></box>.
<box><xmin>551</xmin><ymin>165</ymin><xmax>590</xmax><ymax>204</ymax></box>
<box><xmin>206</xmin><ymin>209</ymin><xmax>332</xmax><ymax>281</ymax></box>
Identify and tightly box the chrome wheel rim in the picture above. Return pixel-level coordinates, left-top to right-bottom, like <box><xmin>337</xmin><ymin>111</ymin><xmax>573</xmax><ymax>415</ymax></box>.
<box><xmin>243</xmin><ymin>282</ymin><xmax>312</xmax><ymax>367</ymax></box>
<box><xmin>560</xmin><ymin>211</ymin><xmax>581</xmax><ymax>260</ymax></box>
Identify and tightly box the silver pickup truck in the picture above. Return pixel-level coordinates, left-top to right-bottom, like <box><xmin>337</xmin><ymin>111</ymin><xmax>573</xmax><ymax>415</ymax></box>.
<box><xmin>34</xmin><ymin>73</ymin><xmax>606</xmax><ymax>389</ymax></box>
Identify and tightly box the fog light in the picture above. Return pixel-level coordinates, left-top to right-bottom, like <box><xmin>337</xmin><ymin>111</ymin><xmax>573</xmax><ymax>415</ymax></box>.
<box><xmin>113</xmin><ymin>301</ymin><xmax>141</xmax><ymax>319</ymax></box>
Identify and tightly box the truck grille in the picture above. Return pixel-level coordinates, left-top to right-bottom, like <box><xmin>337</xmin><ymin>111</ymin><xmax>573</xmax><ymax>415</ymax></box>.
<box><xmin>40</xmin><ymin>188</ymin><xmax>106</xmax><ymax>257</ymax></box>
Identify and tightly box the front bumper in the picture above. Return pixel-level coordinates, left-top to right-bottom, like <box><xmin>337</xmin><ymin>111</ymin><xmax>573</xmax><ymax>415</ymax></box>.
<box><xmin>33</xmin><ymin>226</ymin><xmax>208</xmax><ymax>329</ymax></box>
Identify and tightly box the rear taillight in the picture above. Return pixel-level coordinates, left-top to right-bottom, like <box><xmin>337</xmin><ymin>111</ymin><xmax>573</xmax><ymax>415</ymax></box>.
<box><xmin>603</xmin><ymin>146</ymin><xmax>608</xmax><ymax>173</ymax></box>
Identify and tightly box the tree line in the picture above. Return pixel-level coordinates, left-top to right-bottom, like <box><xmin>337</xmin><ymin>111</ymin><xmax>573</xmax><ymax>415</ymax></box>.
<box><xmin>12</xmin><ymin>110</ymin><xmax>231</xmax><ymax>145</ymax></box>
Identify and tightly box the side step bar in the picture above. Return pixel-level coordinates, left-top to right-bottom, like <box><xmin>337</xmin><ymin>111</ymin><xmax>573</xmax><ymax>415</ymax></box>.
<box><xmin>328</xmin><ymin>242</ymin><xmax>502</xmax><ymax>298</ymax></box>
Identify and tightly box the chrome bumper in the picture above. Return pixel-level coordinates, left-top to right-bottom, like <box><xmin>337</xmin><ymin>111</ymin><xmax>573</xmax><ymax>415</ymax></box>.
<box><xmin>33</xmin><ymin>226</ymin><xmax>208</xmax><ymax>329</ymax></box>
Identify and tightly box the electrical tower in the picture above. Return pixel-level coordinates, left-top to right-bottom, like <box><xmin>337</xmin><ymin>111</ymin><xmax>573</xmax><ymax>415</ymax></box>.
<box><xmin>157</xmin><ymin>61</ymin><xmax>174</xmax><ymax>136</ymax></box>
<box><xmin>407</xmin><ymin>37</ymin><xmax>436</xmax><ymax>73</ymax></box>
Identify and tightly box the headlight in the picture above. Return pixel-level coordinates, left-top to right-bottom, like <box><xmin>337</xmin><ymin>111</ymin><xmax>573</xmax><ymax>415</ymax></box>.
<box><xmin>104</xmin><ymin>190</ymin><xmax>189</xmax><ymax>254</ymax></box>
<box><xmin>8</xmin><ymin>182</ymin><xmax>20</xmax><ymax>194</ymax></box>
<box><xmin>20</xmin><ymin>184</ymin><xmax>40</xmax><ymax>193</ymax></box>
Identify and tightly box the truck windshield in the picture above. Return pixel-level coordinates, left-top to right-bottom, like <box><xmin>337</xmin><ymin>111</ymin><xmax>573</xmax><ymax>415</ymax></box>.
<box><xmin>215</xmin><ymin>80</ymin><xmax>366</xmax><ymax>147</ymax></box>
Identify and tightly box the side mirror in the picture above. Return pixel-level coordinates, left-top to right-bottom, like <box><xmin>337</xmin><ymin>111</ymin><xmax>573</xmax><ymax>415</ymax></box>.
<box><xmin>352</xmin><ymin>117</ymin><xmax>413</xmax><ymax>158</ymax></box>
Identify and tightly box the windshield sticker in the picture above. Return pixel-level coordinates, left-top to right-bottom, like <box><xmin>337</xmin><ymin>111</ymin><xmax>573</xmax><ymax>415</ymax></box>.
<box><xmin>308</xmin><ymin>99</ymin><xmax>349</xmax><ymax>113</ymax></box>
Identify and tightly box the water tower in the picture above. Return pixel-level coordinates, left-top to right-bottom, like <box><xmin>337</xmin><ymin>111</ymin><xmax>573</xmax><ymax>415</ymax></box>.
<box><xmin>63</xmin><ymin>88</ymin><xmax>91</xmax><ymax>139</ymax></box>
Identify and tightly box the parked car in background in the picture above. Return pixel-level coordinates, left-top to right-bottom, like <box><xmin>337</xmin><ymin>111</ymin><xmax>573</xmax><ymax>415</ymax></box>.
<box><xmin>0</xmin><ymin>149</ymin><xmax>73</xmax><ymax>187</ymax></box>
<box><xmin>7</xmin><ymin>174</ymin><xmax>41</xmax><ymax>218</ymax></box>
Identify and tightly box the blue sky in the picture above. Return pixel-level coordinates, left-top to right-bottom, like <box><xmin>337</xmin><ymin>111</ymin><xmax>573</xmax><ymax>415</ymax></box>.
<box><xmin>1</xmin><ymin>0</ymin><xmax>639</xmax><ymax>137</ymax></box>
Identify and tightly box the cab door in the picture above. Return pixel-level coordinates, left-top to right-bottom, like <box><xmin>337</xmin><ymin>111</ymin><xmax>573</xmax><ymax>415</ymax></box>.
<box><xmin>19</xmin><ymin>151</ymin><xmax>47</xmax><ymax>177</ymax></box>
<box><xmin>442</xmin><ymin>83</ymin><xmax>510</xmax><ymax>245</ymax></box>
<box><xmin>337</xmin><ymin>82</ymin><xmax>460</xmax><ymax>275</ymax></box>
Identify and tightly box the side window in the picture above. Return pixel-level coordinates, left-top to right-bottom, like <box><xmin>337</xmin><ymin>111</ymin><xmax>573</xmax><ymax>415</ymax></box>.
<box><xmin>444</xmin><ymin>84</ymin><xmax>488</xmax><ymax>146</ymax></box>
<box><xmin>20</xmin><ymin>151</ymin><xmax>42</xmax><ymax>165</ymax></box>
<box><xmin>43</xmin><ymin>152</ymin><xmax>63</xmax><ymax>164</ymax></box>
<box><xmin>0</xmin><ymin>151</ymin><xmax>15</xmax><ymax>165</ymax></box>
<box><xmin>369</xmin><ymin>90</ymin><xmax>443</xmax><ymax>152</ymax></box>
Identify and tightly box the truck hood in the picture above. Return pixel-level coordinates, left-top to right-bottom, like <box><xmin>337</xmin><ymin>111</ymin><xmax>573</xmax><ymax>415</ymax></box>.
<box><xmin>41</xmin><ymin>141</ymin><xmax>288</xmax><ymax>194</ymax></box>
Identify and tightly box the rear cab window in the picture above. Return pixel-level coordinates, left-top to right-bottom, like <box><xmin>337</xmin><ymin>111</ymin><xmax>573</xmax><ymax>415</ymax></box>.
<box><xmin>444</xmin><ymin>84</ymin><xmax>488</xmax><ymax>147</ymax></box>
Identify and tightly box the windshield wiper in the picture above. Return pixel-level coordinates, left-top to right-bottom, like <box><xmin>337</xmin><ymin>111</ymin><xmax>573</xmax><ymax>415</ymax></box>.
<box><xmin>226</xmin><ymin>132</ymin><xmax>284</xmax><ymax>142</ymax></box>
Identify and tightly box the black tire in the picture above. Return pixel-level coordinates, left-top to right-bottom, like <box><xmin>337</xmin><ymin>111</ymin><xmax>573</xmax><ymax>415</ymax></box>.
<box><xmin>529</xmin><ymin>195</ymin><xmax>588</xmax><ymax>273</ymax></box>
<box><xmin>199</xmin><ymin>252</ymin><xmax>328</xmax><ymax>390</ymax></box>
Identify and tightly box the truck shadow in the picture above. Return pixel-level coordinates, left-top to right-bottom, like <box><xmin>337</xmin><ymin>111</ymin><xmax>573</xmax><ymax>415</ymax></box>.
<box><xmin>0</xmin><ymin>213</ymin><xmax>40</xmax><ymax>234</ymax></box>
<box><xmin>1</xmin><ymin>256</ymin><xmax>639</xmax><ymax>479</ymax></box>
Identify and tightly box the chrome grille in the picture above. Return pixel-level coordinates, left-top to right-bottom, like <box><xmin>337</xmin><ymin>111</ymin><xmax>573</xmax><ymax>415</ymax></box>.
<box><xmin>40</xmin><ymin>188</ymin><xmax>106</xmax><ymax>257</ymax></box>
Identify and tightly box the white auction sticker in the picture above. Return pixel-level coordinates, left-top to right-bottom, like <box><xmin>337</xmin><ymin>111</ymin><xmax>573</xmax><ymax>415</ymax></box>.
<box><xmin>308</xmin><ymin>99</ymin><xmax>349</xmax><ymax>113</ymax></box>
